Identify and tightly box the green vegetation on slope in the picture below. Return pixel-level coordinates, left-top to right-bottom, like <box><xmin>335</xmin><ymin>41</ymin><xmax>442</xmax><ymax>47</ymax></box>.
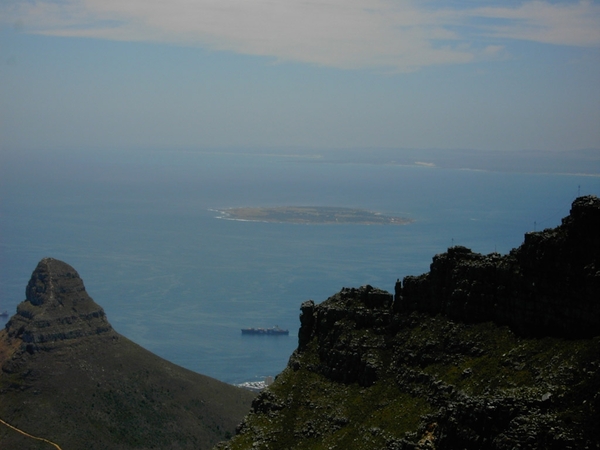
<box><xmin>0</xmin><ymin>330</ymin><xmax>256</xmax><ymax>450</ymax></box>
<box><xmin>217</xmin><ymin>291</ymin><xmax>600</xmax><ymax>450</ymax></box>
<box><xmin>0</xmin><ymin>258</ymin><xmax>256</xmax><ymax>450</ymax></box>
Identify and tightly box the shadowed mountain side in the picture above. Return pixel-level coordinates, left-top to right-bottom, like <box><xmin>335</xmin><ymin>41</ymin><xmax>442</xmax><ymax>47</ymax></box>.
<box><xmin>0</xmin><ymin>258</ymin><xmax>255</xmax><ymax>450</ymax></box>
<box><xmin>398</xmin><ymin>195</ymin><xmax>600</xmax><ymax>338</ymax></box>
<box><xmin>217</xmin><ymin>197</ymin><xmax>600</xmax><ymax>450</ymax></box>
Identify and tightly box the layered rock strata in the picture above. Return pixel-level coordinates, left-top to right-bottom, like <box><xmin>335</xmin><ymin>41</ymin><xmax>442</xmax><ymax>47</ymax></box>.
<box><xmin>398</xmin><ymin>195</ymin><xmax>600</xmax><ymax>338</ymax></box>
<box><xmin>1</xmin><ymin>258</ymin><xmax>256</xmax><ymax>450</ymax></box>
<box><xmin>6</xmin><ymin>257</ymin><xmax>114</xmax><ymax>350</ymax></box>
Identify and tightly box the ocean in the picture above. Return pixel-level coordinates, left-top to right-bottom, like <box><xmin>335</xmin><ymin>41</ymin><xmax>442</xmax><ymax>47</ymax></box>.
<box><xmin>1</xmin><ymin>149</ymin><xmax>598</xmax><ymax>384</ymax></box>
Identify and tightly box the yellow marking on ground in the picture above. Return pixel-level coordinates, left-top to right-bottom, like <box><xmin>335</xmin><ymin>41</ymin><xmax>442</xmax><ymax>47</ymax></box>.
<box><xmin>0</xmin><ymin>417</ymin><xmax>63</xmax><ymax>449</ymax></box>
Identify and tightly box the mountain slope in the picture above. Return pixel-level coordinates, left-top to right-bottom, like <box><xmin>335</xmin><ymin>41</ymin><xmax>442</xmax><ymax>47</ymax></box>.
<box><xmin>217</xmin><ymin>196</ymin><xmax>600</xmax><ymax>450</ymax></box>
<box><xmin>0</xmin><ymin>258</ymin><xmax>256</xmax><ymax>450</ymax></box>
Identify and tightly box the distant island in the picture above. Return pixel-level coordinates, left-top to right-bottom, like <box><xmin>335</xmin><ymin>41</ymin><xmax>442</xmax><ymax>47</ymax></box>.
<box><xmin>214</xmin><ymin>206</ymin><xmax>413</xmax><ymax>225</ymax></box>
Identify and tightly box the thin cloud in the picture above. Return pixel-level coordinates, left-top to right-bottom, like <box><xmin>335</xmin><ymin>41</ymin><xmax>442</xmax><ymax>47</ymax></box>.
<box><xmin>469</xmin><ymin>0</ymin><xmax>600</xmax><ymax>47</ymax></box>
<box><xmin>2</xmin><ymin>0</ymin><xmax>599</xmax><ymax>71</ymax></box>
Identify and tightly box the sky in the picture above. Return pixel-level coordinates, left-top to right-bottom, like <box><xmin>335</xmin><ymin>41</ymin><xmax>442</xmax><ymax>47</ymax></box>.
<box><xmin>1</xmin><ymin>0</ymin><xmax>599</xmax><ymax>153</ymax></box>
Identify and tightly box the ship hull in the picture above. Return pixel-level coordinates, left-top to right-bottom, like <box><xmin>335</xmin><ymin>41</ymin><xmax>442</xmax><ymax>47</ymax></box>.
<box><xmin>241</xmin><ymin>327</ymin><xmax>289</xmax><ymax>335</ymax></box>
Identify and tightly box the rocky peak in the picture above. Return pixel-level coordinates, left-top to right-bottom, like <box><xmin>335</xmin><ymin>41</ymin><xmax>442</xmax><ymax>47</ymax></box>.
<box><xmin>563</xmin><ymin>194</ymin><xmax>600</xmax><ymax>230</ymax></box>
<box><xmin>5</xmin><ymin>258</ymin><xmax>113</xmax><ymax>350</ymax></box>
<box><xmin>0</xmin><ymin>259</ymin><xmax>256</xmax><ymax>449</ymax></box>
<box><xmin>26</xmin><ymin>257</ymin><xmax>91</xmax><ymax>307</ymax></box>
<box><xmin>293</xmin><ymin>285</ymin><xmax>394</xmax><ymax>386</ymax></box>
<box><xmin>400</xmin><ymin>195</ymin><xmax>600</xmax><ymax>338</ymax></box>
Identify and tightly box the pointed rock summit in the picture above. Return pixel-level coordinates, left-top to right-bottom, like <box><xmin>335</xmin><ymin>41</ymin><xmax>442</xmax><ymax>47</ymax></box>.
<box><xmin>0</xmin><ymin>258</ymin><xmax>255</xmax><ymax>449</ymax></box>
<box><xmin>6</xmin><ymin>258</ymin><xmax>113</xmax><ymax>349</ymax></box>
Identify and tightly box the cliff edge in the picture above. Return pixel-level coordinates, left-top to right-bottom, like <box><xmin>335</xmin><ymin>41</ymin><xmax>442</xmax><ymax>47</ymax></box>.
<box><xmin>399</xmin><ymin>195</ymin><xmax>600</xmax><ymax>338</ymax></box>
<box><xmin>218</xmin><ymin>196</ymin><xmax>600</xmax><ymax>450</ymax></box>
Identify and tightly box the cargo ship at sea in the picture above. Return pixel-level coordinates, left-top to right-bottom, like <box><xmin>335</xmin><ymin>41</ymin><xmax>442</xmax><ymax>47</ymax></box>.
<box><xmin>241</xmin><ymin>326</ymin><xmax>289</xmax><ymax>336</ymax></box>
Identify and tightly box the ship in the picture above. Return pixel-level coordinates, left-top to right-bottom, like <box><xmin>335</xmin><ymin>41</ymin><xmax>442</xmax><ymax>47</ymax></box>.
<box><xmin>0</xmin><ymin>310</ymin><xmax>8</xmax><ymax>318</ymax></box>
<box><xmin>241</xmin><ymin>326</ymin><xmax>289</xmax><ymax>336</ymax></box>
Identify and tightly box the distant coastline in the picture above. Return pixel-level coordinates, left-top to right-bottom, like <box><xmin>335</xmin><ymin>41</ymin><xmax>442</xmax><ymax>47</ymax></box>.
<box><xmin>213</xmin><ymin>206</ymin><xmax>413</xmax><ymax>225</ymax></box>
<box><xmin>285</xmin><ymin>147</ymin><xmax>600</xmax><ymax>177</ymax></box>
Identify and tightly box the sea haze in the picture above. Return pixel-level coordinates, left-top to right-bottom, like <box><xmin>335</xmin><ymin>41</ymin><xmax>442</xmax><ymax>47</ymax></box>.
<box><xmin>1</xmin><ymin>149</ymin><xmax>599</xmax><ymax>384</ymax></box>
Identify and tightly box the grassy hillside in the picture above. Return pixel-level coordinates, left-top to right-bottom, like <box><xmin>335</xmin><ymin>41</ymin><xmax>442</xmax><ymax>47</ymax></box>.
<box><xmin>0</xmin><ymin>258</ymin><xmax>255</xmax><ymax>450</ymax></box>
<box><xmin>217</xmin><ymin>295</ymin><xmax>600</xmax><ymax>449</ymax></box>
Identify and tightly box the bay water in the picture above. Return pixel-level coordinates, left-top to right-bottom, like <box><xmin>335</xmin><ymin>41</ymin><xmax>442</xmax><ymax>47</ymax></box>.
<box><xmin>1</xmin><ymin>149</ymin><xmax>598</xmax><ymax>384</ymax></box>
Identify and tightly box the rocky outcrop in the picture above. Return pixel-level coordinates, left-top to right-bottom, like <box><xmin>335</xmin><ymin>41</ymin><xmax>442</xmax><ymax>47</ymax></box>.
<box><xmin>221</xmin><ymin>286</ymin><xmax>600</xmax><ymax>450</ymax></box>
<box><xmin>1</xmin><ymin>258</ymin><xmax>256</xmax><ymax>450</ymax></box>
<box><xmin>290</xmin><ymin>196</ymin><xmax>600</xmax><ymax>389</ymax></box>
<box><xmin>218</xmin><ymin>196</ymin><xmax>600</xmax><ymax>450</ymax></box>
<box><xmin>5</xmin><ymin>258</ymin><xmax>114</xmax><ymax>351</ymax></box>
<box><xmin>399</xmin><ymin>195</ymin><xmax>600</xmax><ymax>338</ymax></box>
<box><xmin>294</xmin><ymin>286</ymin><xmax>393</xmax><ymax>386</ymax></box>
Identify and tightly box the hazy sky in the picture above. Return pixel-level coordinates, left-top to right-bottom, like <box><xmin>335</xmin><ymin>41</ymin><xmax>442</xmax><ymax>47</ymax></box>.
<box><xmin>1</xmin><ymin>0</ymin><xmax>599</xmax><ymax>153</ymax></box>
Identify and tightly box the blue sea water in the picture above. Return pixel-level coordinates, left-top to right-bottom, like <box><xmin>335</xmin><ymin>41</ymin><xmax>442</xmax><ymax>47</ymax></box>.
<box><xmin>1</xmin><ymin>149</ymin><xmax>598</xmax><ymax>384</ymax></box>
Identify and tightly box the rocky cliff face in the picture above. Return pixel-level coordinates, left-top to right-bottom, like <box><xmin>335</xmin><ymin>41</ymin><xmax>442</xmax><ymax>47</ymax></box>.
<box><xmin>399</xmin><ymin>195</ymin><xmax>600</xmax><ymax>338</ymax></box>
<box><xmin>5</xmin><ymin>258</ymin><xmax>114</xmax><ymax>351</ymax></box>
<box><xmin>1</xmin><ymin>258</ymin><xmax>255</xmax><ymax>450</ymax></box>
<box><xmin>217</xmin><ymin>196</ymin><xmax>600</xmax><ymax>450</ymax></box>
